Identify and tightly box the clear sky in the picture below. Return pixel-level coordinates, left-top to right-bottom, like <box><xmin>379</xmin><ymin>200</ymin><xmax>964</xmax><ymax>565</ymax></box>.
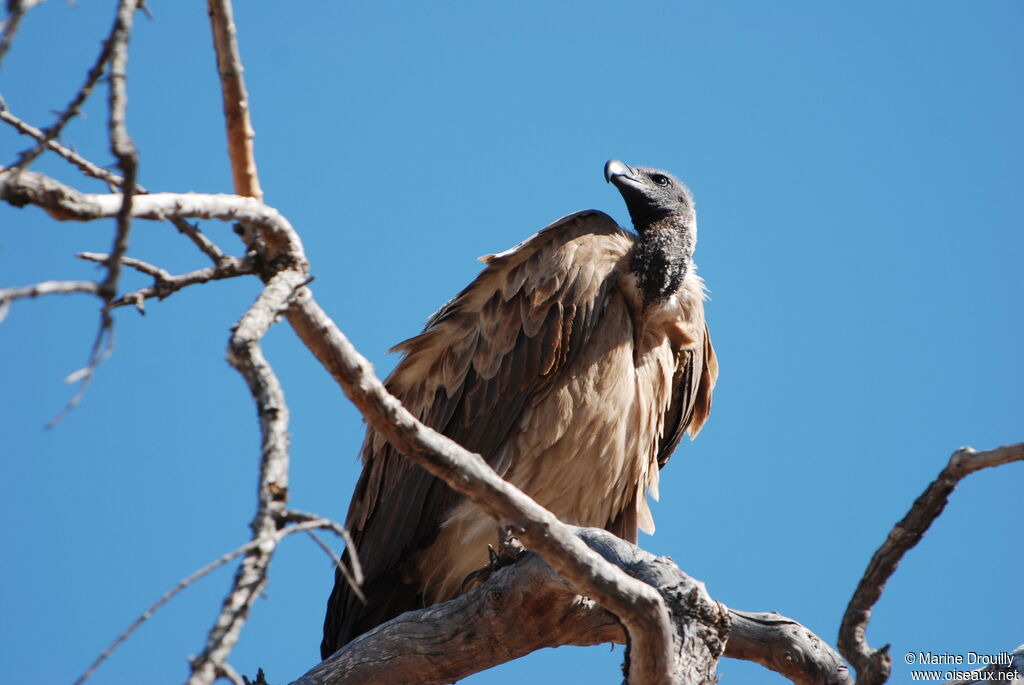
<box><xmin>1</xmin><ymin>2</ymin><xmax>1021</xmax><ymax>683</ymax></box>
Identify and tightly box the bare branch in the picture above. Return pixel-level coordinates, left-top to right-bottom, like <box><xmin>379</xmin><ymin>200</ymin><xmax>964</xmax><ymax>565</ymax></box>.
<box><xmin>41</xmin><ymin>0</ymin><xmax>141</xmax><ymax>428</ymax></box>
<box><xmin>74</xmin><ymin>538</ymin><xmax>260</xmax><ymax>685</ymax></box>
<box><xmin>78</xmin><ymin>251</ymin><xmax>169</xmax><ymax>279</ymax></box>
<box><xmin>207</xmin><ymin>0</ymin><xmax>263</xmax><ymax>201</ymax></box>
<box><xmin>0</xmin><ymin>279</ymin><xmax>101</xmax><ymax>305</ymax></box>
<box><xmin>7</xmin><ymin>84</ymin><xmax>713</xmax><ymax>675</ymax></box>
<box><xmin>0</xmin><ymin>100</ymin><xmax>229</xmax><ymax>263</ymax></box>
<box><xmin>948</xmin><ymin>442</ymin><xmax>1024</xmax><ymax>475</ymax></box>
<box><xmin>99</xmin><ymin>0</ymin><xmax>139</xmax><ymax>305</ymax></box>
<box><xmin>281</xmin><ymin>509</ymin><xmax>364</xmax><ymax>586</ymax></box>
<box><xmin>728</xmin><ymin>610</ymin><xmax>852</xmax><ymax>685</ymax></box>
<box><xmin>73</xmin><ymin>518</ymin><xmax>342</xmax><ymax>685</ymax></box>
<box><xmin>7</xmin><ymin>1</ymin><xmax>130</xmax><ymax>172</ymax></box>
<box><xmin>296</xmin><ymin>529</ymin><xmax>847</xmax><ymax>685</ymax></box>
<box><xmin>0</xmin><ymin>170</ymin><xmax>305</xmax><ymax>264</ymax></box>
<box><xmin>839</xmin><ymin>442</ymin><xmax>1024</xmax><ymax>685</ymax></box>
<box><xmin>0</xmin><ymin>278</ymin><xmax>100</xmax><ymax>323</ymax></box>
<box><xmin>284</xmin><ymin>293</ymin><xmax>698</xmax><ymax>684</ymax></box>
<box><xmin>75</xmin><ymin>252</ymin><xmax>255</xmax><ymax>311</ymax></box>
<box><xmin>0</xmin><ymin>99</ymin><xmax>119</xmax><ymax>187</ymax></box>
<box><xmin>173</xmin><ymin>218</ymin><xmax>229</xmax><ymax>265</ymax></box>
<box><xmin>295</xmin><ymin>544</ymin><xmax>619</xmax><ymax>685</ymax></box>
<box><xmin>187</xmin><ymin>271</ymin><xmax>305</xmax><ymax>685</ymax></box>
<box><xmin>305</xmin><ymin>530</ymin><xmax>366</xmax><ymax>605</ymax></box>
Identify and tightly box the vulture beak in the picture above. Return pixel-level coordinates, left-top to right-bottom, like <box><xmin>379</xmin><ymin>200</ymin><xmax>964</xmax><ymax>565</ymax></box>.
<box><xmin>604</xmin><ymin>159</ymin><xmax>640</xmax><ymax>188</ymax></box>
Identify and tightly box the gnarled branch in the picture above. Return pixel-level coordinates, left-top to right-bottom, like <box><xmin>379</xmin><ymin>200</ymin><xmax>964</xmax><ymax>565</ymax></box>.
<box><xmin>186</xmin><ymin>270</ymin><xmax>305</xmax><ymax>685</ymax></box>
<box><xmin>839</xmin><ymin>443</ymin><xmax>1024</xmax><ymax>684</ymax></box>
<box><xmin>284</xmin><ymin>292</ymin><xmax>690</xmax><ymax>684</ymax></box>
<box><xmin>295</xmin><ymin>528</ymin><xmax>849</xmax><ymax>685</ymax></box>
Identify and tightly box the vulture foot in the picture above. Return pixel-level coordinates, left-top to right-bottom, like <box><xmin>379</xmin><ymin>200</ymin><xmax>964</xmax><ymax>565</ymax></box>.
<box><xmin>461</xmin><ymin>527</ymin><xmax>528</xmax><ymax>592</ymax></box>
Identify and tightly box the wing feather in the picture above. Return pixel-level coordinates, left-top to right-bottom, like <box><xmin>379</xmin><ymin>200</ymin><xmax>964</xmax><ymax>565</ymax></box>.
<box><xmin>656</xmin><ymin>322</ymin><xmax>718</xmax><ymax>469</ymax></box>
<box><xmin>322</xmin><ymin>210</ymin><xmax>632</xmax><ymax>657</ymax></box>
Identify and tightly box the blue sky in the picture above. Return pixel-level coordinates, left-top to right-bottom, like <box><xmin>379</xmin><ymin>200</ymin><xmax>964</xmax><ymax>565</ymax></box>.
<box><xmin>1</xmin><ymin>2</ymin><xmax>1021</xmax><ymax>683</ymax></box>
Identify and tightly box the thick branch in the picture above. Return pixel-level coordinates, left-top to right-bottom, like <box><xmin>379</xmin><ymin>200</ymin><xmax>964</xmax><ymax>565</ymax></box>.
<box><xmin>0</xmin><ymin>140</ymin><xmax>712</xmax><ymax>678</ymax></box>
<box><xmin>207</xmin><ymin>0</ymin><xmax>263</xmax><ymax>201</ymax></box>
<box><xmin>0</xmin><ymin>170</ymin><xmax>304</xmax><ymax>264</ymax></box>
<box><xmin>294</xmin><ymin>528</ymin><xmax>849</xmax><ymax>685</ymax></box>
<box><xmin>839</xmin><ymin>443</ymin><xmax>1024</xmax><ymax>685</ymax></box>
<box><xmin>187</xmin><ymin>271</ymin><xmax>304</xmax><ymax>685</ymax></box>
<box><xmin>294</xmin><ymin>545</ymin><xmax>619</xmax><ymax>685</ymax></box>
<box><xmin>728</xmin><ymin>611</ymin><xmax>851</xmax><ymax>685</ymax></box>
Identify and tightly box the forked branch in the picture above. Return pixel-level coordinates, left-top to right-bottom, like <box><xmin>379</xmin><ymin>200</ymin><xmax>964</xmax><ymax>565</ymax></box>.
<box><xmin>296</xmin><ymin>528</ymin><xmax>849</xmax><ymax>685</ymax></box>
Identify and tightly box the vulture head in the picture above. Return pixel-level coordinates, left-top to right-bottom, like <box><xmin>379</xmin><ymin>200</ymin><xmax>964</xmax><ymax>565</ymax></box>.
<box><xmin>604</xmin><ymin>159</ymin><xmax>694</xmax><ymax>234</ymax></box>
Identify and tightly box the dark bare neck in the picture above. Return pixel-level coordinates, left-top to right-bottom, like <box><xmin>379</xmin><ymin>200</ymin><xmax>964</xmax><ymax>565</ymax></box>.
<box><xmin>630</xmin><ymin>217</ymin><xmax>692</xmax><ymax>304</ymax></box>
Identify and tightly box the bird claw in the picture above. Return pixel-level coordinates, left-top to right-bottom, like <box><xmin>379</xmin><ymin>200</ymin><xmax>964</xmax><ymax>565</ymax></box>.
<box><xmin>460</xmin><ymin>527</ymin><xmax>527</xmax><ymax>592</ymax></box>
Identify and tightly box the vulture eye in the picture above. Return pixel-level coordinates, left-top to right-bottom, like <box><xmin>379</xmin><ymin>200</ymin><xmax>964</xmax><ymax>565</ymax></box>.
<box><xmin>652</xmin><ymin>174</ymin><xmax>670</xmax><ymax>186</ymax></box>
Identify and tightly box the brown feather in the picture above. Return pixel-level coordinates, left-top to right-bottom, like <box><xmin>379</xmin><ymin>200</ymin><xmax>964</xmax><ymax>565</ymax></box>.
<box><xmin>322</xmin><ymin>209</ymin><xmax>716</xmax><ymax>658</ymax></box>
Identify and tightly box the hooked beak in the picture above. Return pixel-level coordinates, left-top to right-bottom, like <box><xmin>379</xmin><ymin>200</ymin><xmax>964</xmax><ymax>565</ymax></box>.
<box><xmin>604</xmin><ymin>159</ymin><xmax>639</xmax><ymax>186</ymax></box>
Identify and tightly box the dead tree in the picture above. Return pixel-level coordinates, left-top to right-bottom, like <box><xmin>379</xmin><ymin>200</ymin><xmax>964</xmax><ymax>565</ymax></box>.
<box><xmin>0</xmin><ymin>3</ymin><xmax>1019</xmax><ymax>684</ymax></box>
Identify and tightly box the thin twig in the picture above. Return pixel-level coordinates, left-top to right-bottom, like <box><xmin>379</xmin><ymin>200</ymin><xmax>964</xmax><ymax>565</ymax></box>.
<box><xmin>207</xmin><ymin>0</ymin><xmax>263</xmax><ymax>201</ymax></box>
<box><xmin>0</xmin><ymin>280</ymin><xmax>101</xmax><ymax>304</ymax></box>
<box><xmin>305</xmin><ymin>530</ymin><xmax>366</xmax><ymax>604</ymax></box>
<box><xmin>44</xmin><ymin>0</ymin><xmax>140</xmax><ymax>430</ymax></box>
<box><xmin>0</xmin><ymin>99</ymin><xmax>121</xmax><ymax>188</ymax></box>
<box><xmin>0</xmin><ymin>279</ymin><xmax>101</xmax><ymax>323</ymax></box>
<box><xmin>100</xmin><ymin>0</ymin><xmax>139</xmax><ymax>303</ymax></box>
<box><xmin>838</xmin><ymin>442</ymin><xmax>1024</xmax><ymax>685</ymax></box>
<box><xmin>7</xmin><ymin>1</ymin><xmax>125</xmax><ymax>172</ymax></box>
<box><xmin>78</xmin><ymin>251</ymin><xmax>170</xmax><ymax>279</ymax></box>
<box><xmin>73</xmin><ymin>518</ymin><xmax>341</xmax><ymax>685</ymax></box>
<box><xmin>172</xmin><ymin>218</ymin><xmax>228</xmax><ymax>264</ymax></box>
<box><xmin>282</xmin><ymin>508</ymin><xmax>363</xmax><ymax>585</ymax></box>
<box><xmin>0</xmin><ymin>100</ymin><xmax>228</xmax><ymax>263</ymax></box>
<box><xmin>76</xmin><ymin>252</ymin><xmax>255</xmax><ymax>311</ymax></box>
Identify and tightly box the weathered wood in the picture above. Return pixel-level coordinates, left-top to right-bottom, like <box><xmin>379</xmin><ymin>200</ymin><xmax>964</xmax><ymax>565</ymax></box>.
<box><xmin>839</xmin><ymin>443</ymin><xmax>1024</xmax><ymax>684</ymax></box>
<box><xmin>293</xmin><ymin>528</ymin><xmax>847</xmax><ymax>685</ymax></box>
<box><xmin>727</xmin><ymin>610</ymin><xmax>851</xmax><ymax>685</ymax></box>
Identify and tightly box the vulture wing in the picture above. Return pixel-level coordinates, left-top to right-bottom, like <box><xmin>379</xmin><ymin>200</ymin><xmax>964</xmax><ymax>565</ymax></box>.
<box><xmin>322</xmin><ymin>210</ymin><xmax>634</xmax><ymax>656</ymax></box>
<box><xmin>656</xmin><ymin>322</ymin><xmax>717</xmax><ymax>469</ymax></box>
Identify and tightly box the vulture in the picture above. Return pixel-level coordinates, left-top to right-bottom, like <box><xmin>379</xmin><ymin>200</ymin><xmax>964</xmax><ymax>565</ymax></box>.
<box><xmin>321</xmin><ymin>159</ymin><xmax>717</xmax><ymax>657</ymax></box>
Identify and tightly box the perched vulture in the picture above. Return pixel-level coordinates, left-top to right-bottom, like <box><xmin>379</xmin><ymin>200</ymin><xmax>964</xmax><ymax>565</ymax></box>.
<box><xmin>321</xmin><ymin>159</ymin><xmax>717</xmax><ymax>657</ymax></box>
